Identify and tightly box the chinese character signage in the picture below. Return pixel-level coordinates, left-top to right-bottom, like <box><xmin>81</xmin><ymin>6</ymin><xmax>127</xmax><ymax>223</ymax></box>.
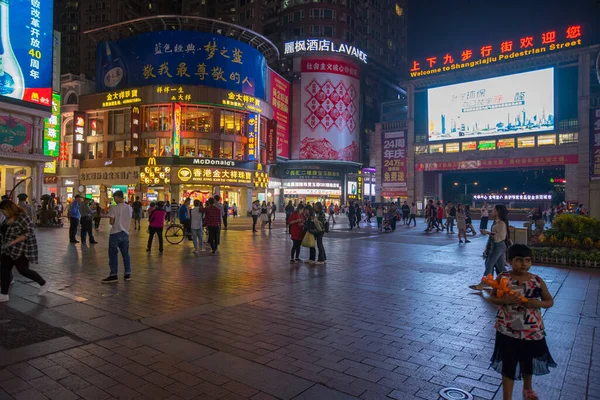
<box><xmin>300</xmin><ymin>58</ymin><xmax>360</xmax><ymax>162</ymax></box>
<box><xmin>131</xmin><ymin>106</ymin><xmax>140</xmax><ymax>155</ymax></box>
<box><xmin>266</xmin><ymin>119</ymin><xmax>277</xmax><ymax>164</ymax></box>
<box><xmin>43</xmin><ymin>159</ymin><xmax>56</xmax><ymax>174</ymax></box>
<box><xmin>173</xmin><ymin>167</ymin><xmax>253</xmax><ymax>185</ymax></box>
<box><xmin>591</xmin><ymin>109</ymin><xmax>600</xmax><ymax>180</ymax></box>
<box><xmin>102</xmin><ymin>88</ymin><xmax>142</xmax><ymax>108</ymax></box>
<box><xmin>247</xmin><ymin>113</ymin><xmax>258</xmax><ymax>160</ymax></box>
<box><xmin>382</xmin><ymin>131</ymin><xmax>407</xmax><ymax>193</ymax></box>
<box><xmin>411</xmin><ymin>25</ymin><xmax>583</xmax><ymax>78</ymax></box>
<box><xmin>284</xmin><ymin>39</ymin><xmax>367</xmax><ymax>64</ymax></box>
<box><xmin>283</xmin><ymin>169</ymin><xmax>341</xmax><ymax>180</ymax></box>
<box><xmin>140</xmin><ymin>166</ymin><xmax>171</xmax><ymax>185</ymax></box>
<box><xmin>43</xmin><ymin>93</ymin><xmax>60</xmax><ymax>157</ymax></box>
<box><xmin>0</xmin><ymin>0</ymin><xmax>53</xmax><ymax>108</ymax></box>
<box><xmin>223</xmin><ymin>91</ymin><xmax>262</xmax><ymax>113</ymax></box>
<box><xmin>72</xmin><ymin>112</ymin><xmax>86</xmax><ymax>160</ymax></box>
<box><xmin>173</xmin><ymin>103</ymin><xmax>181</xmax><ymax>156</ymax></box>
<box><xmin>473</xmin><ymin>194</ymin><xmax>552</xmax><ymax>201</ymax></box>
<box><xmin>96</xmin><ymin>31</ymin><xmax>268</xmax><ymax>99</ymax></box>
<box><xmin>417</xmin><ymin>155</ymin><xmax>578</xmax><ymax>172</ymax></box>
<box><xmin>269</xmin><ymin>69</ymin><xmax>290</xmax><ymax>158</ymax></box>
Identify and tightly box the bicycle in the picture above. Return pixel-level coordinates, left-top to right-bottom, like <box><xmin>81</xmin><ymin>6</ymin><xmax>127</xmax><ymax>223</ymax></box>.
<box><xmin>164</xmin><ymin>223</ymin><xmax>191</xmax><ymax>244</ymax></box>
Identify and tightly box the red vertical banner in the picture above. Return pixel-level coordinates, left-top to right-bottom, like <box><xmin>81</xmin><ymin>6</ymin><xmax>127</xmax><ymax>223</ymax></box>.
<box><xmin>269</xmin><ymin>70</ymin><xmax>290</xmax><ymax>158</ymax></box>
<box><xmin>591</xmin><ymin>108</ymin><xmax>600</xmax><ymax>180</ymax></box>
<box><xmin>131</xmin><ymin>106</ymin><xmax>141</xmax><ymax>155</ymax></box>
<box><xmin>266</xmin><ymin>120</ymin><xmax>278</xmax><ymax>164</ymax></box>
<box><xmin>381</xmin><ymin>131</ymin><xmax>407</xmax><ymax>197</ymax></box>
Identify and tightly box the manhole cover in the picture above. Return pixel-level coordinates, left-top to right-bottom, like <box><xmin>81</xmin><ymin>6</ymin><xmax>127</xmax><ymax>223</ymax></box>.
<box><xmin>439</xmin><ymin>388</ymin><xmax>473</xmax><ymax>400</ymax></box>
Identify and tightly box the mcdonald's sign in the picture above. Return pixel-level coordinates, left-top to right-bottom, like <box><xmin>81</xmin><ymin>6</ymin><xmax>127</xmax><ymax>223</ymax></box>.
<box><xmin>148</xmin><ymin>157</ymin><xmax>157</xmax><ymax>166</ymax></box>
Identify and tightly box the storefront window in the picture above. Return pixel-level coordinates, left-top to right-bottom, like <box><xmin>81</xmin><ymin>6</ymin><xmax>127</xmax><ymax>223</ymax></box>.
<box><xmin>108</xmin><ymin>141</ymin><xmax>124</xmax><ymax>158</ymax></box>
<box><xmin>559</xmin><ymin>132</ymin><xmax>578</xmax><ymax>144</ymax></box>
<box><xmin>159</xmin><ymin>138</ymin><xmax>172</xmax><ymax>156</ymax></box>
<box><xmin>143</xmin><ymin>105</ymin><xmax>172</xmax><ymax>131</ymax></box>
<box><xmin>124</xmin><ymin>140</ymin><xmax>131</xmax><ymax>157</ymax></box>
<box><xmin>220</xmin><ymin>111</ymin><xmax>244</xmax><ymax>135</ymax></box>
<box><xmin>518</xmin><ymin>136</ymin><xmax>535</xmax><ymax>148</ymax></box>
<box><xmin>88</xmin><ymin>116</ymin><xmax>104</xmax><ymax>136</ymax></box>
<box><xmin>497</xmin><ymin>138</ymin><xmax>515</xmax><ymax>149</ymax></box>
<box><xmin>182</xmin><ymin>106</ymin><xmax>213</xmax><ymax>132</ymax></box>
<box><xmin>220</xmin><ymin>141</ymin><xmax>233</xmax><ymax>159</ymax></box>
<box><xmin>97</xmin><ymin>142</ymin><xmax>104</xmax><ymax>158</ymax></box>
<box><xmin>87</xmin><ymin>143</ymin><xmax>97</xmax><ymax>159</ymax></box>
<box><xmin>182</xmin><ymin>138</ymin><xmax>196</xmax><ymax>156</ymax></box>
<box><xmin>108</xmin><ymin>109</ymin><xmax>130</xmax><ymax>135</ymax></box>
<box><xmin>198</xmin><ymin>139</ymin><xmax>213</xmax><ymax>157</ymax></box>
<box><xmin>429</xmin><ymin>144</ymin><xmax>443</xmax><ymax>154</ymax></box>
<box><xmin>144</xmin><ymin>138</ymin><xmax>158</xmax><ymax>156</ymax></box>
<box><xmin>445</xmin><ymin>143</ymin><xmax>459</xmax><ymax>153</ymax></box>
<box><xmin>235</xmin><ymin>143</ymin><xmax>245</xmax><ymax>160</ymax></box>
<box><xmin>537</xmin><ymin>134</ymin><xmax>557</xmax><ymax>146</ymax></box>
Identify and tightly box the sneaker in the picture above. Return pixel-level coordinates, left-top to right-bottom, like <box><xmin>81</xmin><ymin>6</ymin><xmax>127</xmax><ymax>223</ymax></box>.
<box><xmin>101</xmin><ymin>276</ymin><xmax>118</xmax><ymax>284</ymax></box>
<box><xmin>0</xmin><ymin>294</ymin><xmax>8</xmax><ymax>303</ymax></box>
<box><xmin>295</xmin><ymin>258</ymin><xmax>302</xmax><ymax>262</ymax></box>
<box><xmin>90</xmin><ymin>241</ymin><xmax>99</xmax><ymax>244</ymax></box>
<box><xmin>70</xmin><ymin>240</ymin><xmax>79</xmax><ymax>243</ymax></box>
<box><xmin>307</xmin><ymin>260</ymin><xmax>316</xmax><ymax>265</ymax></box>
<box><xmin>315</xmin><ymin>261</ymin><xmax>326</xmax><ymax>265</ymax></box>
<box><xmin>465</xmin><ymin>240</ymin><xmax>471</xmax><ymax>243</ymax></box>
<box><xmin>211</xmin><ymin>251</ymin><xmax>216</xmax><ymax>256</ymax></box>
<box><xmin>146</xmin><ymin>248</ymin><xmax>151</xmax><ymax>252</ymax></box>
<box><xmin>290</xmin><ymin>259</ymin><xmax>296</xmax><ymax>263</ymax></box>
<box><xmin>194</xmin><ymin>249</ymin><xmax>199</xmax><ymax>253</ymax></box>
<box><xmin>200</xmin><ymin>248</ymin><xmax>206</xmax><ymax>252</ymax></box>
<box><xmin>38</xmin><ymin>282</ymin><xmax>50</xmax><ymax>296</ymax></box>
<box><xmin>124</xmin><ymin>275</ymin><xmax>131</xmax><ymax>281</ymax></box>
<box><xmin>159</xmin><ymin>248</ymin><xmax>163</xmax><ymax>253</ymax></box>
<box><xmin>459</xmin><ymin>240</ymin><xmax>464</xmax><ymax>243</ymax></box>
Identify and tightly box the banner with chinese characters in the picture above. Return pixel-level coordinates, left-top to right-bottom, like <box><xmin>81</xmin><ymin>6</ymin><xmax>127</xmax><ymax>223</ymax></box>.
<box><xmin>43</xmin><ymin>93</ymin><xmax>60</xmax><ymax>157</ymax></box>
<box><xmin>172</xmin><ymin>167</ymin><xmax>253</xmax><ymax>185</ymax></box>
<box><xmin>591</xmin><ymin>108</ymin><xmax>600</xmax><ymax>180</ymax></box>
<box><xmin>247</xmin><ymin>114</ymin><xmax>258</xmax><ymax>160</ymax></box>
<box><xmin>417</xmin><ymin>155</ymin><xmax>578</xmax><ymax>172</ymax></box>
<box><xmin>0</xmin><ymin>114</ymin><xmax>33</xmax><ymax>154</ymax></box>
<box><xmin>173</xmin><ymin>103</ymin><xmax>182</xmax><ymax>156</ymax></box>
<box><xmin>473</xmin><ymin>194</ymin><xmax>552</xmax><ymax>201</ymax></box>
<box><xmin>410</xmin><ymin>25</ymin><xmax>583</xmax><ymax>78</ymax></box>
<box><xmin>0</xmin><ymin>0</ymin><xmax>54</xmax><ymax>108</ymax></box>
<box><xmin>73</xmin><ymin>112</ymin><xmax>86</xmax><ymax>160</ymax></box>
<box><xmin>131</xmin><ymin>106</ymin><xmax>141</xmax><ymax>155</ymax></box>
<box><xmin>382</xmin><ymin>131</ymin><xmax>407</xmax><ymax>193</ymax></box>
<box><xmin>266</xmin><ymin>119</ymin><xmax>277</xmax><ymax>164</ymax></box>
<box><xmin>300</xmin><ymin>58</ymin><xmax>360</xmax><ymax>161</ymax></box>
<box><xmin>96</xmin><ymin>31</ymin><xmax>267</xmax><ymax>99</ymax></box>
<box><xmin>269</xmin><ymin>69</ymin><xmax>290</xmax><ymax>158</ymax></box>
<box><xmin>283</xmin><ymin>169</ymin><xmax>341</xmax><ymax>180</ymax></box>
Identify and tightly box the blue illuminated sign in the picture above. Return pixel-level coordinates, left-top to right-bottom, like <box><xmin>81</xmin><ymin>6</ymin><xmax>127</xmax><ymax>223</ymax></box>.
<box><xmin>96</xmin><ymin>31</ymin><xmax>268</xmax><ymax>100</ymax></box>
<box><xmin>247</xmin><ymin>113</ymin><xmax>258</xmax><ymax>160</ymax></box>
<box><xmin>0</xmin><ymin>0</ymin><xmax>53</xmax><ymax>108</ymax></box>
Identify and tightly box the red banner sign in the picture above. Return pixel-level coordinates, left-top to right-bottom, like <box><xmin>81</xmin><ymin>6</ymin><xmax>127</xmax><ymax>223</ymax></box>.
<box><xmin>269</xmin><ymin>70</ymin><xmax>290</xmax><ymax>158</ymax></box>
<box><xmin>381</xmin><ymin>190</ymin><xmax>407</xmax><ymax>198</ymax></box>
<box><xmin>591</xmin><ymin>109</ymin><xmax>600</xmax><ymax>180</ymax></box>
<box><xmin>417</xmin><ymin>155</ymin><xmax>578</xmax><ymax>172</ymax></box>
<box><xmin>266</xmin><ymin>120</ymin><xmax>277</xmax><ymax>164</ymax></box>
<box><xmin>382</xmin><ymin>131</ymin><xmax>407</xmax><ymax>191</ymax></box>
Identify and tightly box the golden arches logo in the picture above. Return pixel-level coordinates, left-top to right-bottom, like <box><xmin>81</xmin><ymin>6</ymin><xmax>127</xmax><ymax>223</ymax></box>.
<box><xmin>148</xmin><ymin>157</ymin><xmax>157</xmax><ymax>166</ymax></box>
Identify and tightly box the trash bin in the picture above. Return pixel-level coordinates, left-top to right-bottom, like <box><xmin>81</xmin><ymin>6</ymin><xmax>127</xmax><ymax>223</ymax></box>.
<box><xmin>512</xmin><ymin>227</ymin><xmax>529</xmax><ymax>245</ymax></box>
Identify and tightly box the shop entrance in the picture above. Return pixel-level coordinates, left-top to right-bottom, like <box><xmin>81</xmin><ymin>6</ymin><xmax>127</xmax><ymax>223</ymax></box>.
<box><xmin>284</xmin><ymin>195</ymin><xmax>341</xmax><ymax>207</ymax></box>
<box><xmin>180</xmin><ymin>184</ymin><xmax>241</xmax><ymax>213</ymax></box>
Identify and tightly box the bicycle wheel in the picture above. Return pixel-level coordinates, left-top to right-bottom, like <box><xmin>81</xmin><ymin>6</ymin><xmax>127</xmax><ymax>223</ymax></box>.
<box><xmin>165</xmin><ymin>225</ymin><xmax>185</xmax><ymax>244</ymax></box>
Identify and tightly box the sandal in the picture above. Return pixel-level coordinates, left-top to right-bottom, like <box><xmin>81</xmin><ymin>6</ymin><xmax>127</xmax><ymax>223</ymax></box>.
<box><xmin>523</xmin><ymin>389</ymin><xmax>539</xmax><ymax>400</ymax></box>
<box><xmin>468</xmin><ymin>284</ymin><xmax>485</xmax><ymax>291</ymax></box>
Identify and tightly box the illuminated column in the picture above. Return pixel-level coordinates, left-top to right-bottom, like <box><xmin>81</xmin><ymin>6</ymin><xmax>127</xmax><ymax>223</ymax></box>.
<box><xmin>407</xmin><ymin>83</ymin><xmax>416</xmax><ymax>202</ymax></box>
<box><xmin>173</xmin><ymin>103</ymin><xmax>182</xmax><ymax>156</ymax></box>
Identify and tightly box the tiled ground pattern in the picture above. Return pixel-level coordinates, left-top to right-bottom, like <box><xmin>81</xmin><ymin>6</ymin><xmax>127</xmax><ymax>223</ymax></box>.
<box><xmin>0</xmin><ymin>216</ymin><xmax>598</xmax><ymax>400</ymax></box>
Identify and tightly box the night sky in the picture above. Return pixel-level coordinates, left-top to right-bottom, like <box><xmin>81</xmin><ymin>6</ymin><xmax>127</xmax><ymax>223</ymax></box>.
<box><xmin>407</xmin><ymin>0</ymin><xmax>599</xmax><ymax>60</ymax></box>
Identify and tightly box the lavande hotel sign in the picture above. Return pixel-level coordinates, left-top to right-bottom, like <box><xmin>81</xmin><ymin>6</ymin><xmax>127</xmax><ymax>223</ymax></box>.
<box><xmin>284</xmin><ymin>39</ymin><xmax>367</xmax><ymax>64</ymax></box>
<box><xmin>410</xmin><ymin>25</ymin><xmax>583</xmax><ymax>78</ymax></box>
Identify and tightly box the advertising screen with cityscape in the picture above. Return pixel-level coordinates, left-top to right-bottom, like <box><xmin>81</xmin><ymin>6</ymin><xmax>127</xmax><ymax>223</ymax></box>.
<box><xmin>427</xmin><ymin>68</ymin><xmax>555</xmax><ymax>142</ymax></box>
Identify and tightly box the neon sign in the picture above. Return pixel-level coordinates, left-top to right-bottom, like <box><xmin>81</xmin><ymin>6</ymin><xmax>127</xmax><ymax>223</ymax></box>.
<box><xmin>410</xmin><ymin>25</ymin><xmax>583</xmax><ymax>78</ymax></box>
<box><xmin>173</xmin><ymin>103</ymin><xmax>181</xmax><ymax>156</ymax></box>
<box><xmin>247</xmin><ymin>114</ymin><xmax>258</xmax><ymax>160</ymax></box>
<box><xmin>73</xmin><ymin>112</ymin><xmax>86</xmax><ymax>160</ymax></box>
<box><xmin>284</xmin><ymin>39</ymin><xmax>367</xmax><ymax>64</ymax></box>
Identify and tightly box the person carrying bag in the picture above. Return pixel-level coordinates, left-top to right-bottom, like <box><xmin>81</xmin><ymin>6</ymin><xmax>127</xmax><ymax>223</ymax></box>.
<box><xmin>301</xmin><ymin>206</ymin><xmax>318</xmax><ymax>264</ymax></box>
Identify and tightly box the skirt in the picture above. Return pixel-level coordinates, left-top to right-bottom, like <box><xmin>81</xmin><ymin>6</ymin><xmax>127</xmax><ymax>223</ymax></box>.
<box><xmin>260</xmin><ymin>214</ymin><xmax>268</xmax><ymax>222</ymax></box>
<box><xmin>490</xmin><ymin>331</ymin><xmax>557</xmax><ymax>380</ymax></box>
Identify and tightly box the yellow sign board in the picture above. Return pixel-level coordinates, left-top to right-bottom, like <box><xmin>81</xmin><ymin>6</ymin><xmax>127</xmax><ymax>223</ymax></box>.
<box><xmin>175</xmin><ymin>167</ymin><xmax>253</xmax><ymax>185</ymax></box>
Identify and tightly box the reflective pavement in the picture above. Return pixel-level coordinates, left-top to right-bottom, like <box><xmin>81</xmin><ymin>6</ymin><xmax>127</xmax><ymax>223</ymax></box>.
<box><xmin>0</xmin><ymin>216</ymin><xmax>598</xmax><ymax>400</ymax></box>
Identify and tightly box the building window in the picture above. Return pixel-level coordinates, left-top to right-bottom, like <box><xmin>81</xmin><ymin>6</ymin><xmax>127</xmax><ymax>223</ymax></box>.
<box><xmin>559</xmin><ymin>132</ymin><xmax>578</xmax><ymax>144</ymax></box>
<box><xmin>159</xmin><ymin>138</ymin><xmax>172</xmax><ymax>156</ymax></box>
<box><xmin>518</xmin><ymin>136</ymin><xmax>535</xmax><ymax>148</ymax></box>
<box><xmin>445</xmin><ymin>143</ymin><xmax>459</xmax><ymax>153</ymax></box>
<box><xmin>293</xmin><ymin>26</ymin><xmax>304</xmax><ymax>35</ymax></box>
<box><xmin>220</xmin><ymin>111</ymin><xmax>244</xmax><ymax>135</ymax></box>
<box><xmin>124</xmin><ymin>140</ymin><xmax>131</xmax><ymax>157</ymax></box>
<box><xmin>235</xmin><ymin>143</ymin><xmax>245</xmax><ymax>160</ymax></box>
<box><xmin>87</xmin><ymin>143</ymin><xmax>97</xmax><ymax>159</ymax></box>
<box><xmin>220</xmin><ymin>141</ymin><xmax>234</xmax><ymax>159</ymax></box>
<box><xmin>198</xmin><ymin>139</ymin><xmax>213</xmax><ymax>157</ymax></box>
<box><xmin>324</xmin><ymin>26</ymin><xmax>334</xmax><ymax>36</ymax></box>
<box><xmin>181</xmin><ymin>106</ymin><xmax>213</xmax><ymax>132</ymax></box>
<box><xmin>108</xmin><ymin>109</ymin><xmax>129</xmax><ymax>135</ymax></box>
<box><xmin>537</xmin><ymin>134</ymin><xmax>557</xmax><ymax>146</ymax></box>
<box><xmin>478</xmin><ymin>140</ymin><xmax>496</xmax><ymax>150</ymax></box>
<box><xmin>143</xmin><ymin>138</ymin><xmax>157</xmax><ymax>156</ymax></box>
<box><xmin>108</xmin><ymin>140</ymin><xmax>124</xmax><ymax>158</ymax></box>
<box><xmin>429</xmin><ymin>144</ymin><xmax>443</xmax><ymax>154</ymax></box>
<box><xmin>294</xmin><ymin>10</ymin><xmax>303</xmax><ymax>21</ymax></box>
<box><xmin>182</xmin><ymin>138</ymin><xmax>196</xmax><ymax>156</ymax></box>
<box><xmin>143</xmin><ymin>105</ymin><xmax>172</xmax><ymax>131</ymax></box>
<box><xmin>461</xmin><ymin>141</ymin><xmax>477</xmax><ymax>151</ymax></box>
<box><xmin>96</xmin><ymin>142</ymin><xmax>104</xmax><ymax>159</ymax></box>
<box><xmin>88</xmin><ymin>117</ymin><xmax>104</xmax><ymax>136</ymax></box>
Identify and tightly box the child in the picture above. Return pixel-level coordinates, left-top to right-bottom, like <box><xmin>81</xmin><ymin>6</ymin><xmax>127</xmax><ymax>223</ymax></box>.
<box><xmin>376</xmin><ymin>205</ymin><xmax>383</xmax><ymax>231</ymax></box>
<box><xmin>490</xmin><ymin>244</ymin><xmax>556</xmax><ymax>400</ymax></box>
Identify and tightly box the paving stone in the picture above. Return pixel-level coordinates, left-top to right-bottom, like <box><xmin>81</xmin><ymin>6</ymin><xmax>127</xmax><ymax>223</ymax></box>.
<box><xmin>59</xmin><ymin>374</ymin><xmax>92</xmax><ymax>391</ymax></box>
<box><xmin>76</xmin><ymin>385</ymin><xmax>111</xmax><ymax>400</ymax></box>
<box><xmin>105</xmin><ymin>384</ymin><xmax>142</xmax><ymax>400</ymax></box>
<box><xmin>0</xmin><ymin>378</ymin><xmax>31</xmax><ymax>395</ymax></box>
<box><xmin>26</xmin><ymin>376</ymin><xmax>62</xmax><ymax>393</ymax></box>
<box><xmin>294</xmin><ymin>384</ymin><xmax>359</xmax><ymax>399</ymax></box>
<box><xmin>41</xmin><ymin>365</ymin><xmax>71</xmax><ymax>381</ymax></box>
<box><xmin>84</xmin><ymin>374</ymin><xmax>119</xmax><ymax>390</ymax></box>
<box><xmin>134</xmin><ymin>383</ymin><xmax>172</xmax><ymax>400</ymax></box>
<box><xmin>7</xmin><ymin>363</ymin><xmax>44</xmax><ymax>381</ymax></box>
<box><xmin>13</xmin><ymin>388</ymin><xmax>48</xmax><ymax>400</ymax></box>
<box><xmin>44</xmin><ymin>386</ymin><xmax>80</xmax><ymax>400</ymax></box>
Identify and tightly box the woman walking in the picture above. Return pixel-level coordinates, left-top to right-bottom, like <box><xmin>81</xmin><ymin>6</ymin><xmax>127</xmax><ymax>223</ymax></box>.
<box><xmin>147</xmin><ymin>201</ymin><xmax>166</xmax><ymax>253</ymax></box>
<box><xmin>251</xmin><ymin>200</ymin><xmax>260</xmax><ymax>232</ymax></box>
<box><xmin>469</xmin><ymin>204</ymin><xmax>510</xmax><ymax>291</ymax></box>
<box><xmin>288</xmin><ymin>204</ymin><xmax>305</xmax><ymax>263</ymax></box>
<box><xmin>303</xmin><ymin>205</ymin><xmax>318</xmax><ymax>264</ymax></box>
<box><xmin>260</xmin><ymin>201</ymin><xmax>269</xmax><ymax>230</ymax></box>
<box><xmin>456</xmin><ymin>204</ymin><xmax>470</xmax><ymax>243</ymax></box>
<box><xmin>314</xmin><ymin>202</ymin><xmax>327</xmax><ymax>264</ymax></box>
<box><xmin>190</xmin><ymin>200</ymin><xmax>205</xmax><ymax>253</ymax></box>
<box><xmin>285</xmin><ymin>200</ymin><xmax>295</xmax><ymax>233</ymax></box>
<box><xmin>480</xmin><ymin>201</ymin><xmax>489</xmax><ymax>230</ymax></box>
<box><xmin>0</xmin><ymin>200</ymin><xmax>50</xmax><ymax>302</ymax></box>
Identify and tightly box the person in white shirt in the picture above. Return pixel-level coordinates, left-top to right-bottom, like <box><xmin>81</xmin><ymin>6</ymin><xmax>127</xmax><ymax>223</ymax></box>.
<box><xmin>102</xmin><ymin>191</ymin><xmax>133</xmax><ymax>284</ymax></box>
<box><xmin>190</xmin><ymin>200</ymin><xmax>205</xmax><ymax>253</ymax></box>
<box><xmin>480</xmin><ymin>201</ymin><xmax>490</xmax><ymax>230</ymax></box>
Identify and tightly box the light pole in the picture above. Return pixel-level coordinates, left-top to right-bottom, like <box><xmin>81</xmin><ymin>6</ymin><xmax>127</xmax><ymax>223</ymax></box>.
<box><xmin>454</xmin><ymin>182</ymin><xmax>478</xmax><ymax>195</ymax></box>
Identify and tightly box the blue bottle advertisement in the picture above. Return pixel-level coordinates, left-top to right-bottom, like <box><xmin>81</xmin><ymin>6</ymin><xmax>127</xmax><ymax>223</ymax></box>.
<box><xmin>98</xmin><ymin>41</ymin><xmax>128</xmax><ymax>90</ymax></box>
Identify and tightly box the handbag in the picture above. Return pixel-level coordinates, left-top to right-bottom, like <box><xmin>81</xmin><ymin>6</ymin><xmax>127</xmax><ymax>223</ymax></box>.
<box><xmin>301</xmin><ymin>232</ymin><xmax>316</xmax><ymax>248</ymax></box>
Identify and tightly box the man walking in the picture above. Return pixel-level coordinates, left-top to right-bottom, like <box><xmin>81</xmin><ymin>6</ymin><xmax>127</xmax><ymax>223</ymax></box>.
<box><xmin>102</xmin><ymin>191</ymin><xmax>132</xmax><ymax>283</ymax></box>
<box><xmin>179</xmin><ymin>198</ymin><xmax>191</xmax><ymax>238</ymax></box>
<box><xmin>132</xmin><ymin>196</ymin><xmax>142</xmax><ymax>230</ymax></box>
<box><xmin>69</xmin><ymin>195</ymin><xmax>82</xmax><ymax>243</ymax></box>
<box><xmin>251</xmin><ymin>200</ymin><xmax>260</xmax><ymax>232</ymax></box>
<box><xmin>446</xmin><ymin>201</ymin><xmax>456</xmax><ymax>234</ymax></box>
<box><xmin>80</xmin><ymin>198</ymin><xmax>98</xmax><ymax>244</ymax></box>
<box><xmin>204</xmin><ymin>198</ymin><xmax>222</xmax><ymax>255</ymax></box>
<box><xmin>222</xmin><ymin>200</ymin><xmax>229</xmax><ymax>230</ymax></box>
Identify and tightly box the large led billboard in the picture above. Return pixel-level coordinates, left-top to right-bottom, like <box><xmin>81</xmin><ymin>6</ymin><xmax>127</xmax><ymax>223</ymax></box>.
<box><xmin>427</xmin><ymin>68</ymin><xmax>554</xmax><ymax>142</ymax></box>
<box><xmin>0</xmin><ymin>0</ymin><xmax>54</xmax><ymax>109</ymax></box>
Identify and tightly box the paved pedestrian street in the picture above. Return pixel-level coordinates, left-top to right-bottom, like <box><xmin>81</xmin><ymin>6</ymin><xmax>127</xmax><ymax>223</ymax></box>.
<box><xmin>0</xmin><ymin>217</ymin><xmax>598</xmax><ymax>400</ymax></box>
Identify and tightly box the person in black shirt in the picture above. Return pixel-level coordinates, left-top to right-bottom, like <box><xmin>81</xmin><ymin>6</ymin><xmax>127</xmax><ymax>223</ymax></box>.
<box><xmin>401</xmin><ymin>201</ymin><xmax>410</xmax><ymax>225</ymax></box>
<box><xmin>132</xmin><ymin>196</ymin><xmax>143</xmax><ymax>231</ymax></box>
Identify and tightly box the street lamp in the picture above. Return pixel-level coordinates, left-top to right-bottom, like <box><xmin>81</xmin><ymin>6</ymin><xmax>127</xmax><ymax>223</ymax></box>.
<box><xmin>504</xmin><ymin>187</ymin><xmax>508</xmax><ymax>191</ymax></box>
<box><xmin>455</xmin><ymin>182</ymin><xmax>478</xmax><ymax>195</ymax></box>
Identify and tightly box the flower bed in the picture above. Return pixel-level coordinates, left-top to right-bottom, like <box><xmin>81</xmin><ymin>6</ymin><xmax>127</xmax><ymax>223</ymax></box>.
<box><xmin>532</xmin><ymin>247</ymin><xmax>600</xmax><ymax>268</ymax></box>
